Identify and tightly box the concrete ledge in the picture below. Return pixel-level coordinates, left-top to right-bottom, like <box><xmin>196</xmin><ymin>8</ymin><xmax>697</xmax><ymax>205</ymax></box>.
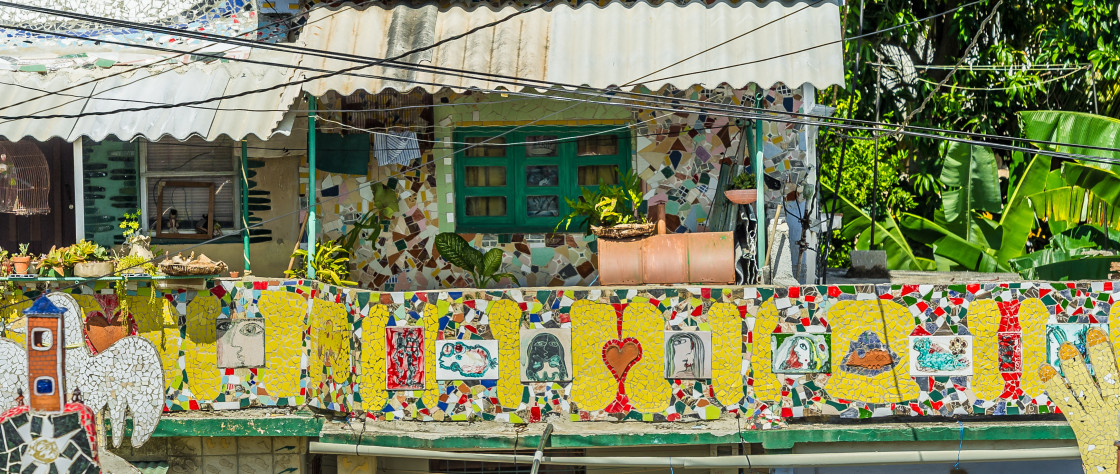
<box><xmin>315</xmin><ymin>419</ymin><xmax>1075</xmax><ymax>451</ymax></box>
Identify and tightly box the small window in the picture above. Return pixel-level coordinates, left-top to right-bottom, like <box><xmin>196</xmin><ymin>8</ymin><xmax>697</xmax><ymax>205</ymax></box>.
<box><xmin>34</xmin><ymin>377</ymin><xmax>54</xmax><ymax>395</ymax></box>
<box><xmin>454</xmin><ymin>126</ymin><xmax>630</xmax><ymax>233</ymax></box>
<box><xmin>141</xmin><ymin>137</ymin><xmax>241</xmax><ymax>240</ymax></box>
<box><xmin>30</xmin><ymin>328</ymin><xmax>52</xmax><ymax>351</ymax></box>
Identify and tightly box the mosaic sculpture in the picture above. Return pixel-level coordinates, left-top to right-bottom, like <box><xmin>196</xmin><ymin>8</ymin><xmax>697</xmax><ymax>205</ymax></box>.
<box><xmin>1040</xmin><ymin>327</ymin><xmax>1120</xmax><ymax>474</ymax></box>
<box><xmin>0</xmin><ymin>297</ymin><xmax>100</xmax><ymax>473</ymax></box>
<box><xmin>0</xmin><ymin>294</ymin><xmax>163</xmax><ymax>448</ymax></box>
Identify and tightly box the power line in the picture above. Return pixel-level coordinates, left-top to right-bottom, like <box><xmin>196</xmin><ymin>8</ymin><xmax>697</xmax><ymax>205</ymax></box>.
<box><xmin>5</xmin><ymin>2</ymin><xmax>1120</xmax><ymax>170</ymax></box>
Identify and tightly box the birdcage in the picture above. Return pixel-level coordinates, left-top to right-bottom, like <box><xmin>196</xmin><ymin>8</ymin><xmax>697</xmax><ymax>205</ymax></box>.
<box><xmin>0</xmin><ymin>140</ymin><xmax>50</xmax><ymax>215</ymax></box>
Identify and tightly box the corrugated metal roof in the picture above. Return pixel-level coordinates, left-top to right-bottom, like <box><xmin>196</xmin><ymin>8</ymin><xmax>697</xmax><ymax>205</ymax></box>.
<box><xmin>296</xmin><ymin>0</ymin><xmax>844</xmax><ymax>96</ymax></box>
<box><xmin>0</xmin><ymin>51</ymin><xmax>301</xmax><ymax>142</ymax></box>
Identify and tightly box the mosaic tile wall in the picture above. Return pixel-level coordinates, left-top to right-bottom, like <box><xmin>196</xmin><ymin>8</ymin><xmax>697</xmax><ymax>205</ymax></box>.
<box><xmin>310</xmin><ymin>84</ymin><xmax>811</xmax><ymax>291</ymax></box>
<box><xmin>3</xmin><ymin>279</ymin><xmax>1116</xmax><ymax>428</ymax></box>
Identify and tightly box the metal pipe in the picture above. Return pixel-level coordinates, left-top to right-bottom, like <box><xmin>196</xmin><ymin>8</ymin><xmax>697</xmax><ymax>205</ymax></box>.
<box><xmin>753</xmin><ymin>94</ymin><xmax>765</xmax><ymax>275</ymax></box>
<box><xmin>308</xmin><ymin>442</ymin><xmax>1078</xmax><ymax>468</ymax></box>
<box><xmin>240</xmin><ymin>139</ymin><xmax>250</xmax><ymax>274</ymax></box>
<box><xmin>307</xmin><ymin>94</ymin><xmax>318</xmax><ymax>280</ymax></box>
<box><xmin>530</xmin><ymin>423</ymin><xmax>554</xmax><ymax>474</ymax></box>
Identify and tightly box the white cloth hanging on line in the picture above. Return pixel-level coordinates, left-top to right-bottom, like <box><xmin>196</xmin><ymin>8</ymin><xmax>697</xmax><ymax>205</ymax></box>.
<box><xmin>373</xmin><ymin>131</ymin><xmax>421</xmax><ymax>166</ymax></box>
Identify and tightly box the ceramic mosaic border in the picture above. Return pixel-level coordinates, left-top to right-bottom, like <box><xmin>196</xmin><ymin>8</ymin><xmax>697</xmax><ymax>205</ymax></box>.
<box><xmin>5</xmin><ymin>280</ymin><xmax>1110</xmax><ymax>426</ymax></box>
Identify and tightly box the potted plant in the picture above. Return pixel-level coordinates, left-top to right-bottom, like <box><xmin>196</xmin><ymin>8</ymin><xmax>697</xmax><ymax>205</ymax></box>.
<box><xmin>11</xmin><ymin>244</ymin><xmax>33</xmax><ymax>275</ymax></box>
<box><xmin>72</xmin><ymin>240</ymin><xmax>115</xmax><ymax>278</ymax></box>
<box><xmin>724</xmin><ymin>171</ymin><xmax>758</xmax><ymax>205</ymax></box>
<box><xmin>433</xmin><ymin>232</ymin><xmax>515</xmax><ymax>288</ymax></box>
<box><xmin>283</xmin><ymin>243</ymin><xmax>354</xmax><ymax>286</ymax></box>
<box><xmin>39</xmin><ymin>246</ymin><xmax>78</xmax><ymax>277</ymax></box>
<box><xmin>558</xmin><ymin>170</ymin><xmax>654</xmax><ymax>239</ymax></box>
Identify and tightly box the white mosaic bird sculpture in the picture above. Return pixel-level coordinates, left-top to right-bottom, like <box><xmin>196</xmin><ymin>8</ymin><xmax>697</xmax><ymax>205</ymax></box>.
<box><xmin>0</xmin><ymin>294</ymin><xmax>166</xmax><ymax>448</ymax></box>
<box><xmin>47</xmin><ymin>292</ymin><xmax>164</xmax><ymax>448</ymax></box>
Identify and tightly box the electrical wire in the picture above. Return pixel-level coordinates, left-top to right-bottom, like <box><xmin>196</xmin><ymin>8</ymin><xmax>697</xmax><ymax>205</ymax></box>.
<box><xmin>6</xmin><ymin>3</ymin><xmax>1120</xmax><ymax>165</ymax></box>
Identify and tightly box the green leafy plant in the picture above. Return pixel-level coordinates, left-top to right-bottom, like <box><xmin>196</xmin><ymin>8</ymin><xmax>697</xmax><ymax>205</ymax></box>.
<box><xmin>38</xmin><ymin>246</ymin><xmax>80</xmax><ymax>275</ymax></box>
<box><xmin>115</xmin><ymin>254</ymin><xmax>156</xmax><ymax>275</ymax></box>
<box><xmin>337</xmin><ymin>183</ymin><xmax>400</xmax><ymax>253</ymax></box>
<box><xmin>71</xmin><ymin>240</ymin><xmax>111</xmax><ymax>263</ymax></box>
<box><xmin>285</xmin><ymin>242</ymin><xmax>356</xmax><ymax>286</ymax></box>
<box><xmin>728</xmin><ymin>172</ymin><xmax>757</xmax><ymax>191</ymax></box>
<box><xmin>16</xmin><ymin>244</ymin><xmax>30</xmax><ymax>257</ymax></box>
<box><xmin>434</xmin><ymin>232</ymin><xmax>514</xmax><ymax>288</ymax></box>
<box><xmin>558</xmin><ymin>170</ymin><xmax>645</xmax><ymax>232</ymax></box>
<box><xmin>120</xmin><ymin>209</ymin><xmax>142</xmax><ymax>241</ymax></box>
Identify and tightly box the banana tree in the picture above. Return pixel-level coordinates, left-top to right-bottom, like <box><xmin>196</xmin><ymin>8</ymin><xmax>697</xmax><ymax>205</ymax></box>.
<box><xmin>1019</xmin><ymin>111</ymin><xmax>1120</xmax><ymax>174</ymax></box>
<box><xmin>821</xmin><ymin>183</ymin><xmax>935</xmax><ymax>271</ymax></box>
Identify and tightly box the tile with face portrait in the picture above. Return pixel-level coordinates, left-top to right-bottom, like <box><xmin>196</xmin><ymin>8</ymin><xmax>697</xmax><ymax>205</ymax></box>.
<box><xmin>217</xmin><ymin>319</ymin><xmax>266</xmax><ymax>368</ymax></box>
<box><xmin>519</xmin><ymin>329</ymin><xmax>573</xmax><ymax>382</ymax></box>
<box><xmin>663</xmin><ymin>331</ymin><xmax>713</xmax><ymax>379</ymax></box>
<box><xmin>386</xmin><ymin>326</ymin><xmax>426</xmax><ymax>390</ymax></box>
<box><xmin>771</xmin><ymin>333</ymin><xmax>830</xmax><ymax>374</ymax></box>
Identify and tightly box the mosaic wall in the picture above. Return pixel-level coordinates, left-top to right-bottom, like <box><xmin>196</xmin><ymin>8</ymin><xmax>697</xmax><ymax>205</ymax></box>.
<box><xmin>0</xmin><ymin>0</ymin><xmax>258</xmax><ymax>50</ymax></box>
<box><xmin>311</xmin><ymin>84</ymin><xmax>810</xmax><ymax>291</ymax></box>
<box><xmin>2</xmin><ymin>279</ymin><xmax>1117</xmax><ymax>428</ymax></box>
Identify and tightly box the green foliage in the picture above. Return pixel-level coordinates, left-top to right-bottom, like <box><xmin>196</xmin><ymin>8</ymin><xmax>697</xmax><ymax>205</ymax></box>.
<box><xmin>821</xmin><ymin>0</ymin><xmax>1120</xmax><ymax>267</ymax></box>
<box><xmin>38</xmin><ymin>246</ymin><xmax>80</xmax><ymax>273</ymax></box>
<box><xmin>558</xmin><ymin>170</ymin><xmax>645</xmax><ymax>232</ymax></box>
<box><xmin>70</xmin><ymin>240</ymin><xmax>111</xmax><ymax>263</ymax></box>
<box><xmin>284</xmin><ymin>242</ymin><xmax>356</xmax><ymax>286</ymax></box>
<box><xmin>433</xmin><ymin>232</ymin><xmax>515</xmax><ymax>289</ymax></box>
<box><xmin>337</xmin><ymin>183</ymin><xmax>399</xmax><ymax>253</ymax></box>
<box><xmin>115</xmin><ymin>254</ymin><xmax>156</xmax><ymax>275</ymax></box>
<box><xmin>822</xmin><ymin>182</ymin><xmax>935</xmax><ymax>271</ymax></box>
<box><xmin>120</xmin><ymin>209</ymin><xmax>142</xmax><ymax>240</ymax></box>
<box><xmin>16</xmin><ymin>244</ymin><xmax>29</xmax><ymax>257</ymax></box>
<box><xmin>728</xmin><ymin>172</ymin><xmax>757</xmax><ymax>190</ymax></box>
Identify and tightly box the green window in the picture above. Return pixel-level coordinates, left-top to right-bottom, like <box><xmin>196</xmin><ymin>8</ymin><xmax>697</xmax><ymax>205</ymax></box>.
<box><xmin>454</xmin><ymin>126</ymin><xmax>631</xmax><ymax>233</ymax></box>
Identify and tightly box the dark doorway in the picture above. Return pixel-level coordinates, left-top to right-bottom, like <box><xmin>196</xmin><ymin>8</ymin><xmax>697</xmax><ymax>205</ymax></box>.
<box><xmin>1</xmin><ymin>138</ymin><xmax>76</xmax><ymax>254</ymax></box>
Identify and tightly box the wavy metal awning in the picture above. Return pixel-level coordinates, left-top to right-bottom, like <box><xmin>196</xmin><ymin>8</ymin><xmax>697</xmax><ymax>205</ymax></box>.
<box><xmin>0</xmin><ymin>52</ymin><xmax>302</xmax><ymax>142</ymax></box>
<box><xmin>295</xmin><ymin>0</ymin><xmax>844</xmax><ymax>96</ymax></box>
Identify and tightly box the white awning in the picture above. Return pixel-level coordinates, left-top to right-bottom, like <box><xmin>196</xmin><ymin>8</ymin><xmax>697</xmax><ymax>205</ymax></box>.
<box><xmin>0</xmin><ymin>52</ymin><xmax>302</xmax><ymax>143</ymax></box>
<box><xmin>295</xmin><ymin>0</ymin><xmax>844</xmax><ymax>96</ymax></box>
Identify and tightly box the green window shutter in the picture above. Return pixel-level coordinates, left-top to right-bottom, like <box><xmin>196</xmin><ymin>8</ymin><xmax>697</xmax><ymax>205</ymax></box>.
<box><xmin>453</xmin><ymin>126</ymin><xmax>631</xmax><ymax>234</ymax></box>
<box><xmin>315</xmin><ymin>132</ymin><xmax>370</xmax><ymax>175</ymax></box>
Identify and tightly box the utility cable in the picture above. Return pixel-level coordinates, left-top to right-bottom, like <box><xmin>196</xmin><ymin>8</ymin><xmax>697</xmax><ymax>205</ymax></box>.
<box><xmin>8</xmin><ymin>15</ymin><xmax>1120</xmax><ymax>169</ymax></box>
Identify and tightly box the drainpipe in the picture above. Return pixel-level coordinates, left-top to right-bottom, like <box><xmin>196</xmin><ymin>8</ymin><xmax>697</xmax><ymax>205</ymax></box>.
<box><xmin>530</xmin><ymin>423</ymin><xmax>554</xmax><ymax>474</ymax></box>
<box><xmin>753</xmin><ymin>94</ymin><xmax>765</xmax><ymax>274</ymax></box>
<box><xmin>308</xmin><ymin>443</ymin><xmax>1078</xmax><ymax>468</ymax></box>
<box><xmin>307</xmin><ymin>95</ymin><xmax>318</xmax><ymax>280</ymax></box>
<box><xmin>241</xmin><ymin>139</ymin><xmax>250</xmax><ymax>275</ymax></box>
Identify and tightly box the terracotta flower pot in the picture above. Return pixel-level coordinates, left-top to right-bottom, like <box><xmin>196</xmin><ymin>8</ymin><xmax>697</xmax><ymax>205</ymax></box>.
<box><xmin>10</xmin><ymin>256</ymin><xmax>31</xmax><ymax>274</ymax></box>
<box><xmin>724</xmin><ymin>189</ymin><xmax>758</xmax><ymax>205</ymax></box>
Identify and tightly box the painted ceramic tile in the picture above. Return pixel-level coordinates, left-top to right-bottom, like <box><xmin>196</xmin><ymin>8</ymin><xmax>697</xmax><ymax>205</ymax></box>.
<box><xmin>997</xmin><ymin>332</ymin><xmax>1022</xmax><ymax>373</ymax></box>
<box><xmin>909</xmin><ymin>336</ymin><xmax>973</xmax><ymax>376</ymax></box>
<box><xmin>1047</xmin><ymin>323</ymin><xmax>1107</xmax><ymax>375</ymax></box>
<box><xmin>435</xmin><ymin>340</ymin><xmax>499</xmax><ymax>380</ymax></box>
<box><xmin>838</xmin><ymin>331</ymin><xmax>897</xmax><ymax>377</ymax></box>
<box><xmin>216</xmin><ymin>319</ymin><xmax>266</xmax><ymax>368</ymax></box>
<box><xmin>771</xmin><ymin>333</ymin><xmax>830</xmax><ymax>374</ymax></box>
<box><xmin>386</xmin><ymin>327</ymin><xmax>426</xmax><ymax>390</ymax></box>
<box><xmin>519</xmin><ymin>329</ymin><xmax>572</xmax><ymax>382</ymax></box>
<box><xmin>663</xmin><ymin>331</ymin><xmax>713</xmax><ymax>379</ymax></box>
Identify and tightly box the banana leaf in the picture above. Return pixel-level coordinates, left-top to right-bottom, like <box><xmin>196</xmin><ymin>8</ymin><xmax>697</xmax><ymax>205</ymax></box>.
<box><xmin>1014</xmin><ymin>255</ymin><xmax>1120</xmax><ymax>281</ymax></box>
<box><xmin>1019</xmin><ymin>111</ymin><xmax>1120</xmax><ymax>174</ymax></box>
<box><xmin>1027</xmin><ymin>186</ymin><xmax>1120</xmax><ymax>231</ymax></box>
<box><xmin>1060</xmin><ymin>162</ymin><xmax>1120</xmax><ymax>204</ymax></box>
<box><xmin>939</xmin><ymin>142</ymin><xmax>1002</xmax><ymax>235</ymax></box>
<box><xmin>899</xmin><ymin>213</ymin><xmax>1010</xmax><ymax>272</ymax></box>
<box><xmin>822</xmin><ymin>183</ymin><xmax>935</xmax><ymax>271</ymax></box>
<box><xmin>996</xmin><ymin>153</ymin><xmax>1051</xmax><ymax>262</ymax></box>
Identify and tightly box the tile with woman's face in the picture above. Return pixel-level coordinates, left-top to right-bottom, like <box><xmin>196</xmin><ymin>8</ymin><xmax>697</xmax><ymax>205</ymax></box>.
<box><xmin>519</xmin><ymin>329</ymin><xmax>572</xmax><ymax>382</ymax></box>
<box><xmin>663</xmin><ymin>331</ymin><xmax>712</xmax><ymax>379</ymax></box>
<box><xmin>217</xmin><ymin>319</ymin><xmax>266</xmax><ymax>368</ymax></box>
<box><xmin>771</xmin><ymin>333</ymin><xmax>830</xmax><ymax>374</ymax></box>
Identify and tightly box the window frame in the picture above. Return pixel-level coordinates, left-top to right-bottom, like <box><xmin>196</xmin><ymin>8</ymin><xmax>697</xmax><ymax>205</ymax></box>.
<box><xmin>453</xmin><ymin>125</ymin><xmax>631</xmax><ymax>234</ymax></box>
<box><xmin>139</xmin><ymin>139</ymin><xmax>242</xmax><ymax>240</ymax></box>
